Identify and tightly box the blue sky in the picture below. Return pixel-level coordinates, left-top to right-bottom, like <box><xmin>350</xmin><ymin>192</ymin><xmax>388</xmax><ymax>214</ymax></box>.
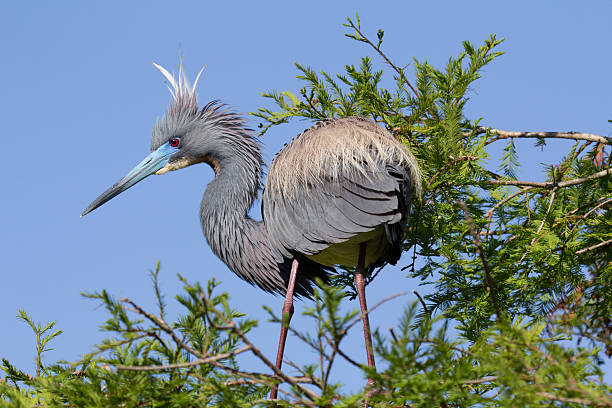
<box><xmin>1</xmin><ymin>1</ymin><xmax>610</xmax><ymax>392</ymax></box>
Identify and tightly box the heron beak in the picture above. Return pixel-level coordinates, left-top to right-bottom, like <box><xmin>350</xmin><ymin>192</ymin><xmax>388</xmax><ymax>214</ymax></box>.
<box><xmin>81</xmin><ymin>143</ymin><xmax>179</xmax><ymax>217</ymax></box>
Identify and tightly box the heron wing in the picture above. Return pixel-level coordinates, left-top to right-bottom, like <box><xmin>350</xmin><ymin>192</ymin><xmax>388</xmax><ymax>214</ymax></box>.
<box><xmin>263</xmin><ymin>162</ymin><xmax>412</xmax><ymax>267</ymax></box>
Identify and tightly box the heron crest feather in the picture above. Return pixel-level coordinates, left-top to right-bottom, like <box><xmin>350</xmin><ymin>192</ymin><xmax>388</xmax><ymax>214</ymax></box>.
<box><xmin>152</xmin><ymin>61</ymin><xmax>205</xmax><ymax>115</ymax></box>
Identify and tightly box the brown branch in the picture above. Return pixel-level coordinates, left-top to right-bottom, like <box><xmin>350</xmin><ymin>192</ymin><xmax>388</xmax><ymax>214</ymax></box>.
<box><xmin>343</xmin><ymin>291</ymin><xmax>409</xmax><ymax>334</ymax></box>
<box><xmin>566</xmin><ymin>195</ymin><xmax>612</xmax><ymax>218</ymax></box>
<box><xmin>537</xmin><ymin>391</ymin><xmax>612</xmax><ymax>407</ymax></box>
<box><xmin>301</xmin><ymin>89</ymin><xmax>325</xmax><ymax>118</ymax></box>
<box><xmin>476</xmin><ymin>127</ymin><xmax>611</xmax><ymax>145</ymax></box>
<box><xmin>459</xmin><ymin>201</ymin><xmax>502</xmax><ymax>321</ymax></box>
<box><xmin>224</xmin><ymin>376</ymin><xmax>314</xmax><ymax>386</ymax></box>
<box><xmin>346</xmin><ymin>18</ymin><xmax>419</xmax><ymax>97</ymax></box>
<box><xmin>427</xmin><ymin>155</ymin><xmax>479</xmax><ymax>188</ymax></box>
<box><xmin>486</xmin><ymin>187</ymin><xmax>535</xmax><ymax>220</ymax></box>
<box><xmin>199</xmin><ymin>292</ymin><xmax>319</xmax><ymax>401</ymax></box>
<box><xmin>115</xmin><ymin>345</ymin><xmax>252</xmax><ymax>372</ymax></box>
<box><xmin>413</xmin><ymin>338</ymin><xmax>473</xmax><ymax>356</ymax></box>
<box><xmin>576</xmin><ymin>238</ymin><xmax>612</xmax><ymax>255</ymax></box>
<box><xmin>413</xmin><ymin>290</ymin><xmax>429</xmax><ymax>314</ymax></box>
<box><xmin>566</xmin><ymin>197</ymin><xmax>612</xmax><ymax>239</ymax></box>
<box><xmin>536</xmin><ymin>189</ymin><xmax>557</xmax><ymax>236</ymax></box>
<box><xmin>120</xmin><ymin>298</ymin><xmax>207</xmax><ymax>360</ymax></box>
<box><xmin>482</xmin><ymin>168</ymin><xmax>611</xmax><ymax>189</ymax></box>
<box><xmin>203</xmin><ymin>363</ymin><xmax>317</xmax><ymax>386</ymax></box>
<box><xmin>462</xmin><ymin>375</ymin><xmax>499</xmax><ymax>385</ymax></box>
<box><xmin>388</xmin><ymin>327</ymin><xmax>399</xmax><ymax>343</ymax></box>
<box><xmin>322</xmin><ymin>333</ymin><xmax>361</xmax><ymax>369</ymax></box>
<box><xmin>517</xmin><ymin>189</ymin><xmax>558</xmax><ymax>265</ymax></box>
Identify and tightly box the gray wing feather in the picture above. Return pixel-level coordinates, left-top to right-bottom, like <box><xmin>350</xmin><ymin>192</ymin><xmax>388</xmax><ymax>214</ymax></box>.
<box><xmin>264</xmin><ymin>163</ymin><xmax>412</xmax><ymax>267</ymax></box>
<box><xmin>226</xmin><ymin>220</ymin><xmax>330</xmax><ymax>298</ymax></box>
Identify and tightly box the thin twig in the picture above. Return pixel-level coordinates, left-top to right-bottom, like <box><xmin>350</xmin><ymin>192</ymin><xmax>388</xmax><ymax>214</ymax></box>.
<box><xmin>517</xmin><ymin>189</ymin><xmax>557</xmax><ymax>265</ymax></box>
<box><xmin>224</xmin><ymin>376</ymin><xmax>314</xmax><ymax>386</ymax></box>
<box><xmin>536</xmin><ymin>189</ymin><xmax>557</xmax><ymax>236</ymax></box>
<box><xmin>82</xmin><ymin>333</ymin><xmax>150</xmax><ymax>361</ymax></box>
<box><xmin>566</xmin><ymin>197</ymin><xmax>612</xmax><ymax>239</ymax></box>
<box><xmin>199</xmin><ymin>292</ymin><xmax>319</xmax><ymax>401</ymax></box>
<box><xmin>346</xmin><ymin>18</ymin><xmax>419</xmax><ymax>97</ymax></box>
<box><xmin>388</xmin><ymin>327</ymin><xmax>398</xmax><ymax>343</ymax></box>
<box><xmin>204</xmin><ymin>363</ymin><xmax>317</xmax><ymax>386</ymax></box>
<box><xmin>322</xmin><ymin>334</ymin><xmax>361</xmax><ymax>368</ymax></box>
<box><xmin>537</xmin><ymin>391</ymin><xmax>612</xmax><ymax>407</ymax></box>
<box><xmin>576</xmin><ymin>238</ymin><xmax>612</xmax><ymax>255</ymax></box>
<box><xmin>462</xmin><ymin>376</ymin><xmax>499</xmax><ymax>385</ymax></box>
<box><xmin>115</xmin><ymin>345</ymin><xmax>252</xmax><ymax>372</ymax></box>
<box><xmin>459</xmin><ymin>201</ymin><xmax>502</xmax><ymax>321</ymax></box>
<box><xmin>120</xmin><ymin>298</ymin><xmax>207</xmax><ymax>360</ymax></box>
<box><xmin>475</xmin><ymin>128</ymin><xmax>611</xmax><ymax>145</ymax></box>
<box><xmin>427</xmin><ymin>155</ymin><xmax>479</xmax><ymax>188</ymax></box>
<box><xmin>484</xmin><ymin>186</ymin><xmax>535</xmax><ymax>237</ymax></box>
<box><xmin>482</xmin><ymin>168</ymin><xmax>611</xmax><ymax>188</ymax></box>
<box><xmin>343</xmin><ymin>291</ymin><xmax>410</xmax><ymax>334</ymax></box>
<box><xmin>413</xmin><ymin>290</ymin><xmax>429</xmax><ymax>314</ymax></box>
<box><xmin>401</xmin><ymin>338</ymin><xmax>473</xmax><ymax>356</ymax></box>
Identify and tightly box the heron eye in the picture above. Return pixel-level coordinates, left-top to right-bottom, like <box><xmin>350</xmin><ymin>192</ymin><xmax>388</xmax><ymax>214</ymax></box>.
<box><xmin>169</xmin><ymin>138</ymin><xmax>180</xmax><ymax>147</ymax></box>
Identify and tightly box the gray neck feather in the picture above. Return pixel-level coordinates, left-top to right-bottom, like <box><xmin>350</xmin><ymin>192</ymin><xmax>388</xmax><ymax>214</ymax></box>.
<box><xmin>199</xmin><ymin>134</ymin><xmax>262</xmax><ymax>262</ymax></box>
<box><xmin>198</xmin><ymin>126</ymin><xmax>288</xmax><ymax>293</ymax></box>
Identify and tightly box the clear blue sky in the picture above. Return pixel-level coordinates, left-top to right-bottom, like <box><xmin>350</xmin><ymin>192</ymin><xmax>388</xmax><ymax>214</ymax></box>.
<box><xmin>1</xmin><ymin>1</ymin><xmax>610</xmax><ymax>392</ymax></box>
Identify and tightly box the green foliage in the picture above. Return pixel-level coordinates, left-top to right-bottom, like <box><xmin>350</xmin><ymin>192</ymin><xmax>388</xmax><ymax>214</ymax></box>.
<box><xmin>1</xmin><ymin>264</ymin><xmax>269</xmax><ymax>407</ymax></box>
<box><xmin>3</xmin><ymin>14</ymin><xmax>611</xmax><ymax>407</ymax></box>
<box><xmin>2</xmin><ymin>270</ymin><xmax>610</xmax><ymax>407</ymax></box>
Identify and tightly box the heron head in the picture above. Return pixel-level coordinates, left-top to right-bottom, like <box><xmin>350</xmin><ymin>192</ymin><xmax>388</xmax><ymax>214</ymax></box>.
<box><xmin>81</xmin><ymin>62</ymin><xmax>211</xmax><ymax>217</ymax></box>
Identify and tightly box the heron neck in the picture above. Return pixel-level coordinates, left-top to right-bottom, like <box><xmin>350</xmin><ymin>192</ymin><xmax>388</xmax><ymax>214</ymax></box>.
<box><xmin>199</xmin><ymin>156</ymin><xmax>263</xmax><ymax>261</ymax></box>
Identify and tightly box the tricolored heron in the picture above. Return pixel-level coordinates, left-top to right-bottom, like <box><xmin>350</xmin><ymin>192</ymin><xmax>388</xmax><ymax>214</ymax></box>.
<box><xmin>82</xmin><ymin>63</ymin><xmax>421</xmax><ymax>399</ymax></box>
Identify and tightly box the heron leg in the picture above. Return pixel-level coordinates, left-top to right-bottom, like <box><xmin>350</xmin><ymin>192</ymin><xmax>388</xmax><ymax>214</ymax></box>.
<box><xmin>269</xmin><ymin>257</ymin><xmax>298</xmax><ymax>400</ymax></box>
<box><xmin>354</xmin><ymin>242</ymin><xmax>377</xmax><ymax>395</ymax></box>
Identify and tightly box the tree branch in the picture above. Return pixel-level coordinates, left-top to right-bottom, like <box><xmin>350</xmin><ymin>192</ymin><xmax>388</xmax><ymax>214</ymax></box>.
<box><xmin>476</xmin><ymin>127</ymin><xmax>611</xmax><ymax>145</ymax></box>
<box><xmin>427</xmin><ymin>155</ymin><xmax>479</xmax><ymax>188</ymax></box>
<box><xmin>482</xmin><ymin>168</ymin><xmax>611</xmax><ymax>189</ymax></box>
<box><xmin>576</xmin><ymin>238</ymin><xmax>612</xmax><ymax>255</ymax></box>
<box><xmin>343</xmin><ymin>291</ymin><xmax>409</xmax><ymax>334</ymax></box>
<box><xmin>199</xmin><ymin>292</ymin><xmax>320</xmax><ymax>401</ymax></box>
<box><xmin>345</xmin><ymin>18</ymin><xmax>419</xmax><ymax>97</ymax></box>
<box><xmin>115</xmin><ymin>345</ymin><xmax>252</xmax><ymax>372</ymax></box>
<box><xmin>459</xmin><ymin>201</ymin><xmax>501</xmax><ymax>321</ymax></box>
<box><xmin>120</xmin><ymin>298</ymin><xmax>207</xmax><ymax>360</ymax></box>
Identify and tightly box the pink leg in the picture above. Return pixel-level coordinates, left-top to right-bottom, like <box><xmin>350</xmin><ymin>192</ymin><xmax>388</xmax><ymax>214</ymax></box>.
<box><xmin>269</xmin><ymin>258</ymin><xmax>298</xmax><ymax>400</ymax></box>
<box><xmin>354</xmin><ymin>243</ymin><xmax>377</xmax><ymax>393</ymax></box>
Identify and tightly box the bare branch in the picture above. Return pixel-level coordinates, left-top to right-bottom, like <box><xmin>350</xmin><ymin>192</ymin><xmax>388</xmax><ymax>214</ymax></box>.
<box><xmin>427</xmin><ymin>155</ymin><xmax>479</xmax><ymax>188</ymax></box>
<box><xmin>322</xmin><ymin>334</ymin><xmax>361</xmax><ymax>369</ymax></box>
<box><xmin>462</xmin><ymin>375</ymin><xmax>499</xmax><ymax>385</ymax></box>
<box><xmin>115</xmin><ymin>345</ymin><xmax>252</xmax><ymax>372</ymax></box>
<box><xmin>537</xmin><ymin>391</ymin><xmax>612</xmax><ymax>407</ymax></box>
<box><xmin>517</xmin><ymin>189</ymin><xmax>558</xmax><ymax>265</ymax></box>
<box><xmin>483</xmin><ymin>168</ymin><xmax>611</xmax><ymax>189</ymax></box>
<box><xmin>202</xmin><ymin>362</ymin><xmax>317</xmax><ymax>386</ymax></box>
<box><xmin>566</xmin><ymin>197</ymin><xmax>612</xmax><ymax>239</ymax></box>
<box><xmin>199</xmin><ymin>292</ymin><xmax>319</xmax><ymax>401</ymax></box>
<box><xmin>413</xmin><ymin>290</ymin><xmax>429</xmax><ymax>314</ymax></box>
<box><xmin>120</xmin><ymin>298</ymin><xmax>207</xmax><ymax>360</ymax></box>
<box><xmin>576</xmin><ymin>238</ymin><xmax>612</xmax><ymax>255</ymax></box>
<box><xmin>343</xmin><ymin>291</ymin><xmax>410</xmax><ymax>334</ymax></box>
<box><xmin>345</xmin><ymin>18</ymin><xmax>419</xmax><ymax>97</ymax></box>
<box><xmin>475</xmin><ymin>127</ymin><xmax>611</xmax><ymax>145</ymax></box>
<box><xmin>486</xmin><ymin>186</ymin><xmax>535</xmax><ymax>219</ymax></box>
